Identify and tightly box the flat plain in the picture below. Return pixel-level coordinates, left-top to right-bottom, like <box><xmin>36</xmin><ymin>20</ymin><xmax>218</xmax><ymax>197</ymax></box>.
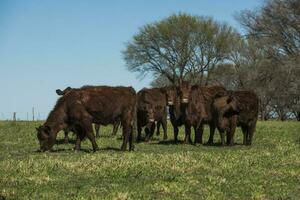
<box><xmin>0</xmin><ymin>121</ymin><xmax>300</xmax><ymax>200</ymax></box>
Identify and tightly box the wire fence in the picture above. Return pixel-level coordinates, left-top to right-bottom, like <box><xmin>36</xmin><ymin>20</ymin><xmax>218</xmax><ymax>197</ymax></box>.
<box><xmin>0</xmin><ymin>110</ymin><xmax>47</xmax><ymax>121</ymax></box>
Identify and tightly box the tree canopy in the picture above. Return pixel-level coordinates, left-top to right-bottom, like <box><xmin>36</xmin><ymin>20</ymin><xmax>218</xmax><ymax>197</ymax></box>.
<box><xmin>123</xmin><ymin>13</ymin><xmax>239</xmax><ymax>85</ymax></box>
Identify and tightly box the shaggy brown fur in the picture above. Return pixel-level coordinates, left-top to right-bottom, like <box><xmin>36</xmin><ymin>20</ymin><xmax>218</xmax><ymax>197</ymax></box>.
<box><xmin>136</xmin><ymin>88</ymin><xmax>168</xmax><ymax>142</ymax></box>
<box><xmin>178</xmin><ymin>83</ymin><xmax>228</xmax><ymax>144</ymax></box>
<box><xmin>211</xmin><ymin>91</ymin><xmax>259</xmax><ymax>145</ymax></box>
<box><xmin>37</xmin><ymin>86</ymin><xmax>136</xmax><ymax>152</ymax></box>
<box><xmin>56</xmin><ymin>87</ymin><xmax>121</xmax><ymax>138</ymax></box>
<box><xmin>164</xmin><ymin>86</ymin><xmax>186</xmax><ymax>142</ymax></box>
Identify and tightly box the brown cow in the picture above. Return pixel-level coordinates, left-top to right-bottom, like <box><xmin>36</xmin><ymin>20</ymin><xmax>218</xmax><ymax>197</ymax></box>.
<box><xmin>178</xmin><ymin>82</ymin><xmax>228</xmax><ymax>145</ymax></box>
<box><xmin>164</xmin><ymin>86</ymin><xmax>185</xmax><ymax>142</ymax></box>
<box><xmin>37</xmin><ymin>86</ymin><xmax>136</xmax><ymax>152</ymax></box>
<box><xmin>136</xmin><ymin>88</ymin><xmax>168</xmax><ymax>142</ymax></box>
<box><xmin>211</xmin><ymin>91</ymin><xmax>259</xmax><ymax>145</ymax></box>
<box><xmin>56</xmin><ymin>87</ymin><xmax>121</xmax><ymax>139</ymax></box>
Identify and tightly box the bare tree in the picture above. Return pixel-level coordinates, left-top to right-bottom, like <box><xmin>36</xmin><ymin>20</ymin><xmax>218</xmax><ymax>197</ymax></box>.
<box><xmin>234</xmin><ymin>0</ymin><xmax>300</xmax><ymax>120</ymax></box>
<box><xmin>238</xmin><ymin>0</ymin><xmax>300</xmax><ymax>58</ymax></box>
<box><xmin>123</xmin><ymin>13</ymin><xmax>239</xmax><ymax>85</ymax></box>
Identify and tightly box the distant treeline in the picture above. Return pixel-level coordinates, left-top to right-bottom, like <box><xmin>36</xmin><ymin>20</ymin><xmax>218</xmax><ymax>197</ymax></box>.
<box><xmin>123</xmin><ymin>0</ymin><xmax>300</xmax><ymax>121</ymax></box>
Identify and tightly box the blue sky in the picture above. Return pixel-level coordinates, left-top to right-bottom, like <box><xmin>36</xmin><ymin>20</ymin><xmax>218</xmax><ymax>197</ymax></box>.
<box><xmin>0</xmin><ymin>0</ymin><xmax>262</xmax><ymax>120</ymax></box>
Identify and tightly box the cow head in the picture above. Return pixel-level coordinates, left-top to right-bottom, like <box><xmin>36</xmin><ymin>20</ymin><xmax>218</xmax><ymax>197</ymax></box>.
<box><xmin>145</xmin><ymin>104</ymin><xmax>155</xmax><ymax>123</ymax></box>
<box><xmin>213</xmin><ymin>93</ymin><xmax>239</xmax><ymax>130</ymax></box>
<box><xmin>178</xmin><ymin>81</ymin><xmax>191</xmax><ymax>104</ymax></box>
<box><xmin>36</xmin><ymin>125</ymin><xmax>56</xmax><ymax>152</ymax></box>
<box><xmin>165</xmin><ymin>87</ymin><xmax>177</xmax><ymax>106</ymax></box>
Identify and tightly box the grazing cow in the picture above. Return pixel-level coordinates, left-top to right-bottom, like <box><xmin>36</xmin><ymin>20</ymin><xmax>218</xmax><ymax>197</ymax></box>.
<box><xmin>211</xmin><ymin>91</ymin><xmax>259</xmax><ymax>145</ymax></box>
<box><xmin>56</xmin><ymin>87</ymin><xmax>121</xmax><ymax>139</ymax></box>
<box><xmin>55</xmin><ymin>87</ymin><xmax>74</xmax><ymax>143</ymax></box>
<box><xmin>178</xmin><ymin>82</ymin><xmax>228</xmax><ymax>144</ymax></box>
<box><xmin>136</xmin><ymin>88</ymin><xmax>168</xmax><ymax>142</ymax></box>
<box><xmin>37</xmin><ymin>86</ymin><xmax>136</xmax><ymax>152</ymax></box>
<box><xmin>164</xmin><ymin>86</ymin><xmax>185</xmax><ymax>142</ymax></box>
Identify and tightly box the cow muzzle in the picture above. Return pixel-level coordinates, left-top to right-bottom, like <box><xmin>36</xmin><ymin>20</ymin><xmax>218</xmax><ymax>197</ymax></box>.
<box><xmin>182</xmin><ymin>98</ymin><xmax>188</xmax><ymax>103</ymax></box>
<box><xmin>168</xmin><ymin>101</ymin><xmax>174</xmax><ymax>105</ymax></box>
<box><xmin>149</xmin><ymin>118</ymin><xmax>155</xmax><ymax>122</ymax></box>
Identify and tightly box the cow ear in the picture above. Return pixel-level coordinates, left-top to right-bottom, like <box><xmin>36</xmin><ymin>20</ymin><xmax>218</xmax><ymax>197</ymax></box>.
<box><xmin>56</xmin><ymin>89</ymin><xmax>63</xmax><ymax>95</ymax></box>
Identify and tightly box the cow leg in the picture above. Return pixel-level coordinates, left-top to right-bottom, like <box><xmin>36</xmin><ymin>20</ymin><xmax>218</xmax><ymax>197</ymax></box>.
<box><xmin>156</xmin><ymin>121</ymin><xmax>161</xmax><ymax>136</ymax></box>
<box><xmin>241</xmin><ymin>126</ymin><xmax>248</xmax><ymax>145</ymax></box>
<box><xmin>84</xmin><ymin>122</ymin><xmax>99</xmax><ymax>152</ymax></box>
<box><xmin>226</xmin><ymin>131</ymin><xmax>231</xmax><ymax>145</ymax></box>
<box><xmin>194</xmin><ymin>125</ymin><xmax>203</xmax><ymax>144</ymax></box>
<box><xmin>74</xmin><ymin>126</ymin><xmax>84</xmax><ymax>151</ymax></box>
<box><xmin>94</xmin><ymin>124</ymin><xmax>100</xmax><ymax>138</ymax></box>
<box><xmin>150</xmin><ymin>122</ymin><xmax>156</xmax><ymax>139</ymax></box>
<box><xmin>145</xmin><ymin>122</ymin><xmax>155</xmax><ymax>142</ymax></box>
<box><xmin>129</xmin><ymin>126</ymin><xmax>134</xmax><ymax>151</ymax></box>
<box><xmin>173</xmin><ymin>126</ymin><xmax>179</xmax><ymax>142</ymax></box>
<box><xmin>121</xmin><ymin>122</ymin><xmax>130</xmax><ymax>151</ymax></box>
<box><xmin>247</xmin><ymin>123</ymin><xmax>256</xmax><ymax>145</ymax></box>
<box><xmin>228</xmin><ymin>116</ymin><xmax>237</xmax><ymax>146</ymax></box>
<box><xmin>184</xmin><ymin>125</ymin><xmax>192</xmax><ymax>144</ymax></box>
<box><xmin>207</xmin><ymin>124</ymin><xmax>215</xmax><ymax>145</ymax></box>
<box><xmin>137</xmin><ymin>122</ymin><xmax>142</xmax><ymax>142</ymax></box>
<box><xmin>162</xmin><ymin>119</ymin><xmax>168</xmax><ymax>140</ymax></box>
<box><xmin>75</xmin><ymin>136</ymin><xmax>81</xmax><ymax>151</ymax></box>
<box><xmin>193</xmin><ymin>125</ymin><xmax>200</xmax><ymax>144</ymax></box>
<box><xmin>228</xmin><ymin>125</ymin><xmax>237</xmax><ymax>146</ymax></box>
<box><xmin>219</xmin><ymin>130</ymin><xmax>226</xmax><ymax>146</ymax></box>
<box><xmin>64</xmin><ymin>130</ymin><xmax>69</xmax><ymax>144</ymax></box>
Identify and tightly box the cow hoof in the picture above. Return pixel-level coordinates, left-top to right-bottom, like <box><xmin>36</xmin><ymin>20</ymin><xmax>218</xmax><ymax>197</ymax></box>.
<box><xmin>129</xmin><ymin>146</ymin><xmax>135</xmax><ymax>151</ymax></box>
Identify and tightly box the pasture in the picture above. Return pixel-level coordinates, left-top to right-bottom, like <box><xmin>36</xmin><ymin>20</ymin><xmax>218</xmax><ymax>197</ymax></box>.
<box><xmin>0</xmin><ymin>121</ymin><xmax>299</xmax><ymax>200</ymax></box>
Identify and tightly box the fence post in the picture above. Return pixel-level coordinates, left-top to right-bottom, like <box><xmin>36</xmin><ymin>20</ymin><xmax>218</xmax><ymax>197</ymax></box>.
<box><xmin>13</xmin><ymin>112</ymin><xmax>16</xmax><ymax>122</ymax></box>
<box><xmin>32</xmin><ymin>107</ymin><xmax>35</xmax><ymax>121</ymax></box>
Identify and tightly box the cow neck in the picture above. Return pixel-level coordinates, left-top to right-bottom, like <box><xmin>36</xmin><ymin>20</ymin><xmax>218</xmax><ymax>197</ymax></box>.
<box><xmin>44</xmin><ymin>101</ymin><xmax>67</xmax><ymax>139</ymax></box>
<box><xmin>169</xmin><ymin>97</ymin><xmax>182</xmax><ymax>120</ymax></box>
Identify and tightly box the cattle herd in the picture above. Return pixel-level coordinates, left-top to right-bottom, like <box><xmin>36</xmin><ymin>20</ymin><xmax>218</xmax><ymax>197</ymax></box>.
<box><xmin>36</xmin><ymin>83</ymin><xmax>259</xmax><ymax>152</ymax></box>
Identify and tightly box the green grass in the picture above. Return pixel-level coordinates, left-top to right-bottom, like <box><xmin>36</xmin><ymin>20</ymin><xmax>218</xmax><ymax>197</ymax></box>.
<box><xmin>0</xmin><ymin>121</ymin><xmax>300</xmax><ymax>200</ymax></box>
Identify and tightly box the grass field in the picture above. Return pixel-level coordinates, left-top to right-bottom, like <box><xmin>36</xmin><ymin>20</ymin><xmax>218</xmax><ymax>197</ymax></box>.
<box><xmin>0</xmin><ymin>121</ymin><xmax>300</xmax><ymax>200</ymax></box>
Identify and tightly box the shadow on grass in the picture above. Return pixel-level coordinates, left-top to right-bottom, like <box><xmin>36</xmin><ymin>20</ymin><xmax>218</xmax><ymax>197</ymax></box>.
<box><xmin>150</xmin><ymin>140</ymin><xmax>246</xmax><ymax>147</ymax></box>
<box><xmin>203</xmin><ymin>142</ymin><xmax>247</xmax><ymax>148</ymax></box>
<box><xmin>33</xmin><ymin>148</ymin><xmax>91</xmax><ymax>153</ymax></box>
<box><xmin>100</xmin><ymin>147</ymin><xmax>122</xmax><ymax>152</ymax></box>
<box><xmin>56</xmin><ymin>138</ymin><xmax>76</xmax><ymax>145</ymax></box>
<box><xmin>150</xmin><ymin>140</ymin><xmax>184</xmax><ymax>145</ymax></box>
<box><xmin>33</xmin><ymin>146</ymin><xmax>123</xmax><ymax>153</ymax></box>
